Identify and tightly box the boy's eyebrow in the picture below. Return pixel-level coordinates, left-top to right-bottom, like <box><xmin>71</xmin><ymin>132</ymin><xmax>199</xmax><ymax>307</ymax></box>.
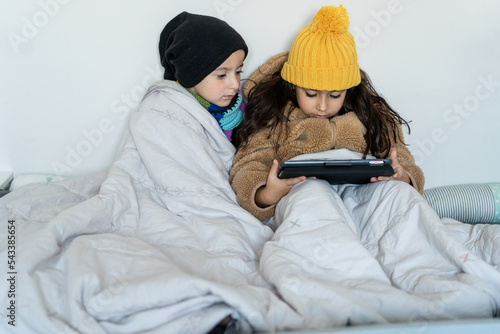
<box><xmin>214</xmin><ymin>63</ymin><xmax>244</xmax><ymax>71</ymax></box>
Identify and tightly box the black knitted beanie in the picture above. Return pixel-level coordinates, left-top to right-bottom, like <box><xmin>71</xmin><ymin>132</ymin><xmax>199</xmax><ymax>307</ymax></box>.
<box><xmin>159</xmin><ymin>12</ymin><xmax>248</xmax><ymax>88</ymax></box>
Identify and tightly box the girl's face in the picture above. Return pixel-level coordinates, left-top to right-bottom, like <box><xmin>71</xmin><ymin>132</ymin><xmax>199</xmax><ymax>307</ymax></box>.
<box><xmin>295</xmin><ymin>86</ymin><xmax>346</xmax><ymax>119</ymax></box>
<box><xmin>189</xmin><ymin>49</ymin><xmax>245</xmax><ymax>107</ymax></box>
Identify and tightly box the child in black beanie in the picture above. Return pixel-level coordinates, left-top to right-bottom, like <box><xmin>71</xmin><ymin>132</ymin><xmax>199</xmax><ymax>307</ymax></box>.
<box><xmin>158</xmin><ymin>12</ymin><xmax>248</xmax><ymax>142</ymax></box>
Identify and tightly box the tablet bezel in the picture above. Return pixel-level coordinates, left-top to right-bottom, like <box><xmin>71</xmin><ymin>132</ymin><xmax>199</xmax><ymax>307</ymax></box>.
<box><xmin>278</xmin><ymin>159</ymin><xmax>394</xmax><ymax>185</ymax></box>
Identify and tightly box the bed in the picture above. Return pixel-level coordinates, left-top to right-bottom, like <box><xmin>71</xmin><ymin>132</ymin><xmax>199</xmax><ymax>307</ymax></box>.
<box><xmin>1</xmin><ymin>81</ymin><xmax>499</xmax><ymax>334</ymax></box>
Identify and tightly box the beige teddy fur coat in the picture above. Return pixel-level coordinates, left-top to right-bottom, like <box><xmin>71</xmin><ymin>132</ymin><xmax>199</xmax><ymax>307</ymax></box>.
<box><xmin>230</xmin><ymin>52</ymin><xmax>424</xmax><ymax>221</ymax></box>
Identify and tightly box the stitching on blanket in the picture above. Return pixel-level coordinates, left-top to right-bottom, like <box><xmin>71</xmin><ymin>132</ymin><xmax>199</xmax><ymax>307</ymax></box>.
<box><xmin>142</xmin><ymin>86</ymin><xmax>231</xmax><ymax>147</ymax></box>
<box><xmin>134</xmin><ymin>178</ymin><xmax>221</xmax><ymax>199</ymax></box>
<box><xmin>51</xmin><ymin>183</ymin><xmax>90</xmax><ymax>203</ymax></box>
<box><xmin>149</xmin><ymin>87</ymin><xmax>217</xmax><ymax>133</ymax></box>
<box><xmin>149</xmin><ymin>107</ymin><xmax>192</xmax><ymax>128</ymax></box>
<box><xmin>147</xmin><ymin>105</ymin><xmax>207</xmax><ymax>141</ymax></box>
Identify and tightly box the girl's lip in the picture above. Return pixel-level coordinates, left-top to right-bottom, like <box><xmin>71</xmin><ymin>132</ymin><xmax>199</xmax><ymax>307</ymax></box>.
<box><xmin>224</xmin><ymin>95</ymin><xmax>235</xmax><ymax>99</ymax></box>
<box><xmin>315</xmin><ymin>115</ymin><xmax>328</xmax><ymax>118</ymax></box>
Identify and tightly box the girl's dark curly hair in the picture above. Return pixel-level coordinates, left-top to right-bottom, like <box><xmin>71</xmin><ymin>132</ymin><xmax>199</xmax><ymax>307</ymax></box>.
<box><xmin>232</xmin><ymin>67</ymin><xmax>410</xmax><ymax>159</ymax></box>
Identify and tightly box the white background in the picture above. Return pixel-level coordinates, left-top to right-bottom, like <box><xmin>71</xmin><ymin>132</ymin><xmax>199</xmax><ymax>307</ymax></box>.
<box><xmin>1</xmin><ymin>0</ymin><xmax>499</xmax><ymax>190</ymax></box>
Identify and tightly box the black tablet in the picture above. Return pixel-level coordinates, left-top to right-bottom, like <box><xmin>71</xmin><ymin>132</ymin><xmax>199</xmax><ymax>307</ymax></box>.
<box><xmin>278</xmin><ymin>159</ymin><xmax>394</xmax><ymax>185</ymax></box>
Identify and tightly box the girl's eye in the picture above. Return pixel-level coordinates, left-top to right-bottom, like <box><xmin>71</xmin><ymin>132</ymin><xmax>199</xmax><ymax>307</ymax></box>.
<box><xmin>305</xmin><ymin>92</ymin><xmax>317</xmax><ymax>98</ymax></box>
<box><xmin>330</xmin><ymin>94</ymin><xmax>341</xmax><ymax>99</ymax></box>
<box><xmin>236</xmin><ymin>70</ymin><xmax>243</xmax><ymax>75</ymax></box>
<box><xmin>217</xmin><ymin>74</ymin><xmax>227</xmax><ymax>79</ymax></box>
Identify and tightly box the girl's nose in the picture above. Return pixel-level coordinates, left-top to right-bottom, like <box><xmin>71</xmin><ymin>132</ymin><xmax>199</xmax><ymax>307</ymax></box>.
<box><xmin>317</xmin><ymin>97</ymin><xmax>327</xmax><ymax>111</ymax></box>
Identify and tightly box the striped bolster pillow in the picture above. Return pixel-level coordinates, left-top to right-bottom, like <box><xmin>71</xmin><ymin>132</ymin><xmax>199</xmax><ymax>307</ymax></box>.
<box><xmin>423</xmin><ymin>183</ymin><xmax>500</xmax><ymax>224</ymax></box>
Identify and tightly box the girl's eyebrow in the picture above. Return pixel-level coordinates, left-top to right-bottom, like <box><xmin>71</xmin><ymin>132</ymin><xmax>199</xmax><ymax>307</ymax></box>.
<box><xmin>306</xmin><ymin>89</ymin><xmax>341</xmax><ymax>93</ymax></box>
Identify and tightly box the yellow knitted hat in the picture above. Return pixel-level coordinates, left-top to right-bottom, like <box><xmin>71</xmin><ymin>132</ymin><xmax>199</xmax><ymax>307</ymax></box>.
<box><xmin>281</xmin><ymin>5</ymin><xmax>361</xmax><ymax>91</ymax></box>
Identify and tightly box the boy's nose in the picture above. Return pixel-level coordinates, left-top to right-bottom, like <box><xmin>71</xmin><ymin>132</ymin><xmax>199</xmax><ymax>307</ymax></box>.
<box><xmin>229</xmin><ymin>75</ymin><xmax>239</xmax><ymax>89</ymax></box>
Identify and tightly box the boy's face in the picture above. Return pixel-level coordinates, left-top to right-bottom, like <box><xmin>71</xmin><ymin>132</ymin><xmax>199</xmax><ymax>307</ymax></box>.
<box><xmin>295</xmin><ymin>87</ymin><xmax>346</xmax><ymax>119</ymax></box>
<box><xmin>189</xmin><ymin>49</ymin><xmax>245</xmax><ymax>107</ymax></box>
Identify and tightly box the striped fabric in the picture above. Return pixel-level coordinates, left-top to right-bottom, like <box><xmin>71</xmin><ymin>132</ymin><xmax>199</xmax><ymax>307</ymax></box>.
<box><xmin>423</xmin><ymin>183</ymin><xmax>500</xmax><ymax>224</ymax></box>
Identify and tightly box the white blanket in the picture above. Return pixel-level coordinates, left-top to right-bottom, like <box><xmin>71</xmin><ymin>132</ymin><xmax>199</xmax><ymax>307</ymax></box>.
<box><xmin>1</xmin><ymin>80</ymin><xmax>499</xmax><ymax>334</ymax></box>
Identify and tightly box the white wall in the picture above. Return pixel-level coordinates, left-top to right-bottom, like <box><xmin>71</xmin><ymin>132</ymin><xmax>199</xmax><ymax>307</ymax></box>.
<box><xmin>1</xmin><ymin>0</ymin><xmax>499</xmax><ymax>190</ymax></box>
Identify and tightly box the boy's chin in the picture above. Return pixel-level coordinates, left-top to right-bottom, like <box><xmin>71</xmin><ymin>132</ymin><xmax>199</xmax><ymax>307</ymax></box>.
<box><xmin>214</xmin><ymin>100</ymin><xmax>231</xmax><ymax>108</ymax></box>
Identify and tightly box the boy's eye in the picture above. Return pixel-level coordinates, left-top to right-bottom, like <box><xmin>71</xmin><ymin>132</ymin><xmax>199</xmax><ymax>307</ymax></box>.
<box><xmin>217</xmin><ymin>74</ymin><xmax>227</xmax><ymax>79</ymax></box>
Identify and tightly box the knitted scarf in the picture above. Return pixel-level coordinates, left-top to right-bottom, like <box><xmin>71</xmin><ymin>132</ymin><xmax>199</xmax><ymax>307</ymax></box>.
<box><xmin>187</xmin><ymin>89</ymin><xmax>245</xmax><ymax>142</ymax></box>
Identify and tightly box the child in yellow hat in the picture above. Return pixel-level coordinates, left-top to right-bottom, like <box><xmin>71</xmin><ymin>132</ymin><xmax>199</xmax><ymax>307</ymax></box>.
<box><xmin>230</xmin><ymin>5</ymin><xmax>424</xmax><ymax>221</ymax></box>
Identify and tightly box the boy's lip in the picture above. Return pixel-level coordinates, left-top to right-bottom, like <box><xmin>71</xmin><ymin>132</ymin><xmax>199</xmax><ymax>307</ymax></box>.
<box><xmin>223</xmin><ymin>94</ymin><xmax>235</xmax><ymax>100</ymax></box>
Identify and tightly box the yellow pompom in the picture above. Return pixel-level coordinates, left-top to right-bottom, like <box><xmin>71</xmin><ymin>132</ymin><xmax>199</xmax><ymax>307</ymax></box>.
<box><xmin>310</xmin><ymin>5</ymin><xmax>350</xmax><ymax>33</ymax></box>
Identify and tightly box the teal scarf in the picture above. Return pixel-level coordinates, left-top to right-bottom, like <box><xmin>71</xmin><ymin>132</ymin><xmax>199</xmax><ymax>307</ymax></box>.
<box><xmin>187</xmin><ymin>88</ymin><xmax>245</xmax><ymax>141</ymax></box>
